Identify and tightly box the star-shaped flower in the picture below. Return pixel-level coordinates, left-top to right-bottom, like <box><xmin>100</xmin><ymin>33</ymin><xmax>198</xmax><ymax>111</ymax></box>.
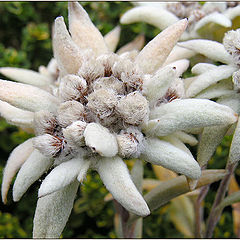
<box><xmin>0</xmin><ymin>2</ymin><xmax>238</xmax><ymax>238</ymax></box>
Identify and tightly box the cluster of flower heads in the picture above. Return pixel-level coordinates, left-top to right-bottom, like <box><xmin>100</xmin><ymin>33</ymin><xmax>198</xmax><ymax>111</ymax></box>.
<box><xmin>0</xmin><ymin>2</ymin><xmax>240</xmax><ymax>238</ymax></box>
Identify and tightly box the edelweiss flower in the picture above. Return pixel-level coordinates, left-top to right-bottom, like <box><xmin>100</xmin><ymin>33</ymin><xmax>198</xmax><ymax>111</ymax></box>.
<box><xmin>0</xmin><ymin>2</ymin><xmax>238</xmax><ymax>238</ymax></box>
<box><xmin>120</xmin><ymin>2</ymin><xmax>240</xmax><ymax>41</ymax></box>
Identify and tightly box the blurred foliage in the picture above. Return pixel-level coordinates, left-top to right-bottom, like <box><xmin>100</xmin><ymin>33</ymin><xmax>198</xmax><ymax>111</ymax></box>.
<box><xmin>0</xmin><ymin>1</ymin><xmax>239</xmax><ymax>238</ymax></box>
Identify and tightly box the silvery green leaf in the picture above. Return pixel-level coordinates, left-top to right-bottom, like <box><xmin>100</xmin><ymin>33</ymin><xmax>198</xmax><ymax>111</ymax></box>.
<box><xmin>0</xmin><ymin>67</ymin><xmax>50</xmax><ymax>88</ymax></box>
<box><xmin>104</xmin><ymin>26</ymin><xmax>121</xmax><ymax>52</ymax></box>
<box><xmin>186</xmin><ymin>65</ymin><xmax>237</xmax><ymax>98</ymax></box>
<box><xmin>146</xmin><ymin>99</ymin><xmax>237</xmax><ymax>136</ymax></box>
<box><xmin>68</xmin><ymin>2</ymin><xmax>108</xmax><ymax>56</ymax></box>
<box><xmin>0</xmin><ymin>79</ymin><xmax>59</xmax><ymax>112</ymax></box>
<box><xmin>13</xmin><ymin>150</ymin><xmax>53</xmax><ymax>202</ymax></box>
<box><xmin>33</xmin><ymin>180</ymin><xmax>79</xmax><ymax>238</ymax></box>
<box><xmin>178</xmin><ymin>40</ymin><xmax>233</xmax><ymax>64</ymax></box>
<box><xmin>135</xmin><ymin>19</ymin><xmax>188</xmax><ymax>74</ymax></box>
<box><xmin>1</xmin><ymin>138</ymin><xmax>34</xmax><ymax>204</ymax></box>
<box><xmin>96</xmin><ymin>156</ymin><xmax>150</xmax><ymax>217</ymax></box>
<box><xmin>38</xmin><ymin>157</ymin><xmax>89</xmax><ymax>197</ymax></box>
<box><xmin>141</xmin><ymin>138</ymin><xmax>201</xmax><ymax>179</ymax></box>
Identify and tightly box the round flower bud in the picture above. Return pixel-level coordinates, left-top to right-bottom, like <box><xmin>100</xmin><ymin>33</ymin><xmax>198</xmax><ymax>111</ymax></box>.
<box><xmin>116</xmin><ymin>92</ymin><xmax>149</xmax><ymax>125</ymax></box>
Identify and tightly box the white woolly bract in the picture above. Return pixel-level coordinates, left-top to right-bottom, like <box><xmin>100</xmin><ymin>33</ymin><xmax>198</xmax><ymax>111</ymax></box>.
<box><xmin>233</xmin><ymin>70</ymin><xmax>240</xmax><ymax>91</ymax></box>
<box><xmin>135</xmin><ymin>19</ymin><xmax>188</xmax><ymax>74</ymax></box>
<box><xmin>224</xmin><ymin>5</ymin><xmax>240</xmax><ymax>20</ymax></box>
<box><xmin>77</xmin><ymin>160</ymin><xmax>90</xmax><ymax>182</ymax></box>
<box><xmin>84</xmin><ymin>123</ymin><xmax>118</xmax><ymax>157</ymax></box>
<box><xmin>178</xmin><ymin>40</ymin><xmax>233</xmax><ymax>64</ymax></box>
<box><xmin>120</xmin><ymin>6</ymin><xmax>178</xmax><ymax>30</ymax></box>
<box><xmin>1</xmin><ymin>138</ymin><xmax>34</xmax><ymax>204</ymax></box>
<box><xmin>104</xmin><ymin>26</ymin><xmax>121</xmax><ymax>52</ymax></box>
<box><xmin>191</xmin><ymin>63</ymin><xmax>218</xmax><ymax>75</ymax></box>
<box><xmin>13</xmin><ymin>150</ymin><xmax>53</xmax><ymax>202</ymax></box>
<box><xmin>62</xmin><ymin>120</ymin><xmax>87</xmax><ymax>148</ymax></box>
<box><xmin>145</xmin><ymin>99</ymin><xmax>238</xmax><ymax>136</ymax></box>
<box><xmin>116</xmin><ymin>92</ymin><xmax>149</xmax><ymax>125</ymax></box>
<box><xmin>228</xmin><ymin>119</ymin><xmax>240</xmax><ymax>164</ymax></box>
<box><xmin>142</xmin><ymin>138</ymin><xmax>201</xmax><ymax>179</ymax></box>
<box><xmin>0</xmin><ymin>79</ymin><xmax>59</xmax><ymax>112</ymax></box>
<box><xmin>186</xmin><ymin>65</ymin><xmax>237</xmax><ymax>97</ymax></box>
<box><xmin>68</xmin><ymin>2</ymin><xmax>108</xmax><ymax>56</ymax></box>
<box><xmin>96</xmin><ymin>156</ymin><xmax>150</xmax><ymax>216</ymax></box>
<box><xmin>53</xmin><ymin>16</ymin><xmax>82</xmax><ymax>75</ymax></box>
<box><xmin>0</xmin><ymin>67</ymin><xmax>50</xmax><ymax>88</ymax></box>
<box><xmin>217</xmin><ymin>93</ymin><xmax>240</xmax><ymax>114</ymax></box>
<box><xmin>33</xmin><ymin>180</ymin><xmax>79</xmax><ymax>238</ymax></box>
<box><xmin>116</xmin><ymin>34</ymin><xmax>145</xmax><ymax>55</ymax></box>
<box><xmin>197</xmin><ymin>125</ymin><xmax>229</xmax><ymax>167</ymax></box>
<box><xmin>57</xmin><ymin>100</ymin><xmax>85</xmax><ymax>127</ymax></box>
<box><xmin>38</xmin><ymin>157</ymin><xmax>87</xmax><ymax>197</ymax></box>
<box><xmin>166</xmin><ymin>59</ymin><xmax>190</xmax><ymax>77</ymax></box>
<box><xmin>172</xmin><ymin>131</ymin><xmax>198</xmax><ymax>146</ymax></box>
<box><xmin>0</xmin><ymin>100</ymin><xmax>34</xmax><ymax>129</ymax></box>
<box><xmin>143</xmin><ymin>65</ymin><xmax>176</xmax><ymax>104</ymax></box>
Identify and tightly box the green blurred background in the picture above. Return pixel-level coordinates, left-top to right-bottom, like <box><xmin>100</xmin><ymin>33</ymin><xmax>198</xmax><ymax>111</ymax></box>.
<box><xmin>0</xmin><ymin>2</ymin><xmax>238</xmax><ymax>238</ymax></box>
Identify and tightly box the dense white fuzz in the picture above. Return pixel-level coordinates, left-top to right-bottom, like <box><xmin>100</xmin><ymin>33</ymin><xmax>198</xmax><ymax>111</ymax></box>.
<box><xmin>191</xmin><ymin>63</ymin><xmax>218</xmax><ymax>75</ymax></box>
<box><xmin>34</xmin><ymin>110</ymin><xmax>57</xmax><ymax>135</ymax></box>
<box><xmin>84</xmin><ymin>123</ymin><xmax>118</xmax><ymax>157</ymax></box>
<box><xmin>62</xmin><ymin>120</ymin><xmax>87</xmax><ymax>147</ymax></box>
<box><xmin>68</xmin><ymin>2</ymin><xmax>108</xmax><ymax>56</ymax></box>
<box><xmin>141</xmin><ymin>138</ymin><xmax>201</xmax><ymax>179</ymax></box>
<box><xmin>58</xmin><ymin>74</ymin><xmax>87</xmax><ymax>102</ymax></box>
<box><xmin>117</xmin><ymin>34</ymin><xmax>145</xmax><ymax>55</ymax></box>
<box><xmin>0</xmin><ymin>100</ymin><xmax>34</xmax><ymax>129</ymax></box>
<box><xmin>233</xmin><ymin>70</ymin><xmax>240</xmax><ymax>91</ymax></box>
<box><xmin>53</xmin><ymin>17</ymin><xmax>82</xmax><ymax>75</ymax></box>
<box><xmin>120</xmin><ymin>6</ymin><xmax>179</xmax><ymax>30</ymax></box>
<box><xmin>186</xmin><ymin>65</ymin><xmax>237</xmax><ymax>97</ymax></box>
<box><xmin>13</xmin><ymin>150</ymin><xmax>53</xmax><ymax>202</ymax></box>
<box><xmin>0</xmin><ymin>67</ymin><xmax>50</xmax><ymax>87</ymax></box>
<box><xmin>197</xmin><ymin>125</ymin><xmax>230</xmax><ymax>167</ymax></box>
<box><xmin>166</xmin><ymin>59</ymin><xmax>190</xmax><ymax>77</ymax></box>
<box><xmin>104</xmin><ymin>26</ymin><xmax>121</xmax><ymax>52</ymax></box>
<box><xmin>229</xmin><ymin>119</ymin><xmax>240</xmax><ymax>165</ymax></box>
<box><xmin>1</xmin><ymin>139</ymin><xmax>34</xmax><ymax>204</ymax></box>
<box><xmin>173</xmin><ymin>131</ymin><xmax>198</xmax><ymax>146</ymax></box>
<box><xmin>135</xmin><ymin>19</ymin><xmax>188</xmax><ymax>74</ymax></box>
<box><xmin>178</xmin><ymin>40</ymin><xmax>233</xmax><ymax>64</ymax></box>
<box><xmin>33</xmin><ymin>181</ymin><xmax>79</xmax><ymax>238</ymax></box>
<box><xmin>57</xmin><ymin>100</ymin><xmax>85</xmax><ymax>127</ymax></box>
<box><xmin>0</xmin><ymin>79</ymin><xmax>59</xmax><ymax>112</ymax></box>
<box><xmin>93</xmin><ymin>76</ymin><xmax>125</xmax><ymax>95</ymax></box>
<box><xmin>96</xmin><ymin>156</ymin><xmax>150</xmax><ymax>216</ymax></box>
<box><xmin>143</xmin><ymin>65</ymin><xmax>176</xmax><ymax>104</ymax></box>
<box><xmin>146</xmin><ymin>99</ymin><xmax>238</xmax><ymax>136</ymax></box>
<box><xmin>224</xmin><ymin>5</ymin><xmax>240</xmax><ymax>20</ymax></box>
<box><xmin>87</xmin><ymin>88</ymin><xmax>118</xmax><ymax>120</ymax></box>
<box><xmin>46</xmin><ymin>58</ymin><xmax>59</xmax><ymax>80</ymax></box>
<box><xmin>33</xmin><ymin>134</ymin><xmax>64</xmax><ymax>158</ymax></box>
<box><xmin>77</xmin><ymin>160</ymin><xmax>90</xmax><ymax>182</ymax></box>
<box><xmin>116</xmin><ymin>92</ymin><xmax>149</xmax><ymax>125</ymax></box>
<box><xmin>116</xmin><ymin>127</ymin><xmax>144</xmax><ymax>158</ymax></box>
<box><xmin>217</xmin><ymin>93</ymin><xmax>240</xmax><ymax>114</ymax></box>
<box><xmin>39</xmin><ymin>157</ymin><xmax>87</xmax><ymax>197</ymax></box>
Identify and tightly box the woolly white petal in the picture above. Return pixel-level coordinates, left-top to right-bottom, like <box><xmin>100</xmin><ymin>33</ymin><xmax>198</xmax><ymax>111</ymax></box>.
<box><xmin>173</xmin><ymin>131</ymin><xmax>198</xmax><ymax>146</ymax></box>
<box><xmin>145</xmin><ymin>99</ymin><xmax>238</xmax><ymax>136</ymax></box>
<box><xmin>224</xmin><ymin>5</ymin><xmax>240</xmax><ymax>20</ymax></box>
<box><xmin>68</xmin><ymin>2</ymin><xmax>108</xmax><ymax>56</ymax></box>
<box><xmin>53</xmin><ymin>16</ymin><xmax>82</xmax><ymax>75</ymax></box>
<box><xmin>0</xmin><ymin>67</ymin><xmax>50</xmax><ymax>87</ymax></box>
<box><xmin>217</xmin><ymin>93</ymin><xmax>240</xmax><ymax>114</ymax></box>
<box><xmin>104</xmin><ymin>26</ymin><xmax>121</xmax><ymax>52</ymax></box>
<box><xmin>229</xmin><ymin>119</ymin><xmax>240</xmax><ymax>165</ymax></box>
<box><xmin>186</xmin><ymin>65</ymin><xmax>237</xmax><ymax>98</ymax></box>
<box><xmin>0</xmin><ymin>100</ymin><xmax>34</xmax><ymax>129</ymax></box>
<box><xmin>1</xmin><ymin>138</ymin><xmax>34</xmax><ymax>204</ymax></box>
<box><xmin>141</xmin><ymin>138</ymin><xmax>201</xmax><ymax>179</ymax></box>
<box><xmin>178</xmin><ymin>40</ymin><xmax>233</xmax><ymax>64</ymax></box>
<box><xmin>191</xmin><ymin>63</ymin><xmax>218</xmax><ymax>75</ymax></box>
<box><xmin>96</xmin><ymin>156</ymin><xmax>150</xmax><ymax>216</ymax></box>
<box><xmin>84</xmin><ymin>123</ymin><xmax>118</xmax><ymax>157</ymax></box>
<box><xmin>38</xmin><ymin>157</ymin><xmax>88</xmax><ymax>197</ymax></box>
<box><xmin>197</xmin><ymin>125</ymin><xmax>229</xmax><ymax>167</ymax></box>
<box><xmin>194</xmin><ymin>12</ymin><xmax>232</xmax><ymax>33</ymax></box>
<box><xmin>0</xmin><ymin>79</ymin><xmax>59</xmax><ymax>112</ymax></box>
<box><xmin>117</xmin><ymin>34</ymin><xmax>145</xmax><ymax>55</ymax></box>
<box><xmin>13</xmin><ymin>149</ymin><xmax>53</xmax><ymax>202</ymax></box>
<box><xmin>120</xmin><ymin>6</ymin><xmax>179</xmax><ymax>30</ymax></box>
<box><xmin>135</xmin><ymin>19</ymin><xmax>188</xmax><ymax>74</ymax></box>
<box><xmin>165</xmin><ymin>59</ymin><xmax>190</xmax><ymax>77</ymax></box>
<box><xmin>143</xmin><ymin>65</ymin><xmax>177</xmax><ymax>104</ymax></box>
<box><xmin>33</xmin><ymin>180</ymin><xmax>79</xmax><ymax>238</ymax></box>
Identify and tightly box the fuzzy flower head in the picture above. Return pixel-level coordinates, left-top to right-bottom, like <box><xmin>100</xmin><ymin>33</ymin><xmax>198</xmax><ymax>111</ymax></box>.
<box><xmin>0</xmin><ymin>2</ymin><xmax>238</xmax><ymax>238</ymax></box>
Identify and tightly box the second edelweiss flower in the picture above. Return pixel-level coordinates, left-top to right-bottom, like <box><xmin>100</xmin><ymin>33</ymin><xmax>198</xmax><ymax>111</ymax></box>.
<box><xmin>0</xmin><ymin>2</ymin><xmax>238</xmax><ymax>238</ymax></box>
